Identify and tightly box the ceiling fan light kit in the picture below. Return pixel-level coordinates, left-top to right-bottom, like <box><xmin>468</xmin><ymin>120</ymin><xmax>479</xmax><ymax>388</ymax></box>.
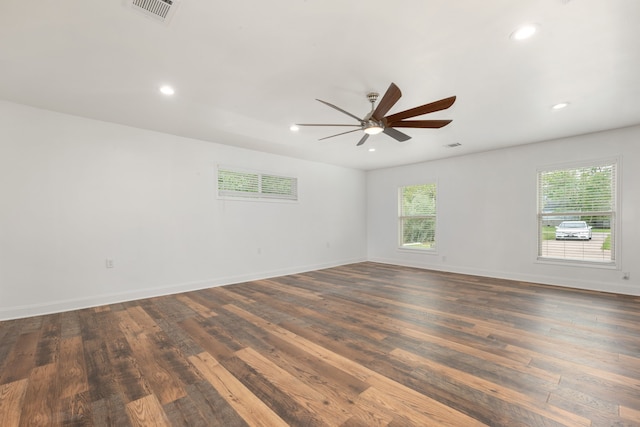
<box><xmin>296</xmin><ymin>83</ymin><xmax>455</xmax><ymax>146</ymax></box>
<box><xmin>364</xmin><ymin>123</ymin><xmax>384</xmax><ymax>135</ymax></box>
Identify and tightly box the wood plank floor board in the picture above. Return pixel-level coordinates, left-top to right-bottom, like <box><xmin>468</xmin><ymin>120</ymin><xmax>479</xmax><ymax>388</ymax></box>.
<box><xmin>117</xmin><ymin>311</ymin><xmax>187</xmax><ymax>405</ymax></box>
<box><xmin>81</xmin><ymin>333</ymin><xmax>119</xmax><ymax>403</ymax></box>
<box><xmin>220</xmin><ymin>354</ymin><xmax>324</xmax><ymax>427</ymax></box>
<box><xmin>236</xmin><ymin>346</ymin><xmax>354</xmax><ymax>426</ymax></box>
<box><xmin>151</xmin><ymin>317</ymin><xmax>204</xmax><ymax>358</ymax></box>
<box><xmin>96</xmin><ymin>312</ymin><xmax>153</xmax><ymax>404</ymax></box>
<box><xmin>189</xmin><ymin>309</ymin><xmax>344</xmax><ymax>426</ymax></box>
<box><xmin>252</xmin><ymin>279</ymin><xmax>324</xmax><ymax>302</ymax></box>
<box><xmin>547</xmin><ymin>325</ymin><xmax>640</xmax><ymax>357</ymax></box>
<box><xmin>184</xmin><ymin>381</ymin><xmax>249</xmax><ymax>427</ymax></box>
<box><xmin>57</xmin><ymin>335</ymin><xmax>90</xmax><ymax>426</ymax></box>
<box><xmin>91</xmin><ymin>393</ymin><xmax>132</xmax><ymax>427</ymax></box>
<box><xmin>0</xmin><ymin>379</ymin><xmax>28</xmax><ymax>427</ymax></box>
<box><xmin>373</xmin><ymin>307</ymin><xmax>526</xmax><ymax>364</ymax></box>
<box><xmin>209</xmin><ymin>286</ymin><xmax>256</xmax><ymax>306</ymax></box>
<box><xmin>393</xmin><ymin>348</ymin><xmax>591</xmax><ymax>427</ymax></box>
<box><xmin>547</xmin><ymin>391</ymin><xmax>636</xmax><ymax>427</ymax></box>
<box><xmin>224</xmin><ymin>304</ymin><xmax>487</xmax><ymax>426</ymax></box>
<box><xmin>202</xmin><ymin>308</ymin><xmax>276</xmax><ymax>352</ymax></box>
<box><xmin>214</xmin><ymin>289</ymin><xmax>297</xmax><ymax>325</ymax></box>
<box><xmin>163</xmin><ymin>394</ymin><xmax>212</xmax><ymax>427</ymax></box>
<box><xmin>18</xmin><ymin>363</ymin><xmax>58</xmax><ymax>427</ymax></box>
<box><xmin>0</xmin><ymin>331</ymin><xmax>40</xmax><ymax>385</ymax></box>
<box><xmin>34</xmin><ymin>314</ymin><xmax>61</xmax><ymax>367</ymax></box>
<box><xmin>148</xmin><ymin>297</ymin><xmax>197</xmax><ymax>324</ymax></box>
<box><xmin>0</xmin><ymin>342</ymin><xmax>17</xmax><ymax>375</ymax></box>
<box><xmin>618</xmin><ymin>353</ymin><xmax>640</xmax><ymax>378</ymax></box>
<box><xmin>558</xmin><ymin>372</ymin><xmax>640</xmax><ymax>410</ymax></box>
<box><xmin>279</xmin><ymin>310</ymin><xmax>397</xmax><ymax>358</ymax></box>
<box><xmin>178</xmin><ymin>317</ymin><xmax>239</xmax><ymax>362</ymax></box>
<box><xmin>257</xmin><ymin>326</ymin><xmax>371</xmax><ymax>398</ymax></box>
<box><xmin>148</xmin><ymin>330</ymin><xmax>202</xmax><ymax>387</ymax></box>
<box><xmin>408</xmin><ymin>363</ymin><xmax>535</xmax><ymax>427</ymax></box>
<box><xmin>126</xmin><ymin>393</ymin><xmax>172</xmax><ymax>427</ymax></box>
<box><xmin>1</xmin><ymin>262</ymin><xmax>640</xmax><ymax>426</ymax></box>
<box><xmin>188</xmin><ymin>352</ymin><xmax>288</xmax><ymax>427</ymax></box>
<box><xmin>527</xmin><ymin>349</ymin><xmax>640</xmax><ymax>396</ymax></box>
<box><xmin>57</xmin><ymin>390</ymin><xmax>92</xmax><ymax>427</ymax></box>
<box><xmin>548</xmin><ymin>386</ymin><xmax>619</xmax><ymax>419</ymax></box>
<box><xmin>214</xmin><ymin>314</ymin><xmax>372</xmax><ymax>417</ymax></box>
<box><xmin>382</xmin><ymin>318</ymin><xmax>561</xmax><ymax>384</ymax></box>
<box><xmin>620</xmin><ymin>405</ymin><xmax>640</xmax><ymax>424</ymax></box>
<box><xmin>15</xmin><ymin>316</ymin><xmax>43</xmax><ymax>335</ymax></box>
<box><xmin>174</xmin><ymin>295</ymin><xmax>218</xmax><ymax>319</ymax></box>
<box><xmin>184</xmin><ymin>289</ymin><xmax>233</xmax><ymax>311</ymax></box>
<box><xmin>60</xmin><ymin>311</ymin><xmax>82</xmax><ymax>339</ymax></box>
<box><xmin>411</xmin><ymin>341</ymin><xmax>557</xmax><ymax>400</ymax></box>
<box><xmin>485</xmin><ymin>326</ymin><xmax>639</xmax><ymax>381</ymax></box>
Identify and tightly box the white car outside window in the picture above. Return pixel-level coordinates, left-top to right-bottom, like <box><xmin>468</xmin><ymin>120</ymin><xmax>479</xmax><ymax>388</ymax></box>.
<box><xmin>555</xmin><ymin>221</ymin><xmax>592</xmax><ymax>240</ymax></box>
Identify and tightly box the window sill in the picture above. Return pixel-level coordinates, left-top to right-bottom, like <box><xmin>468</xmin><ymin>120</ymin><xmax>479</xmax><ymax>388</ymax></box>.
<box><xmin>536</xmin><ymin>257</ymin><xmax>618</xmax><ymax>270</ymax></box>
<box><xmin>398</xmin><ymin>246</ymin><xmax>439</xmax><ymax>255</ymax></box>
<box><xmin>217</xmin><ymin>195</ymin><xmax>298</xmax><ymax>204</ymax></box>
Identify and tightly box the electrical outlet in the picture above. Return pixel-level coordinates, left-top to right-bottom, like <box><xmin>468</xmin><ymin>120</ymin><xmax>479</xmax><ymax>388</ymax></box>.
<box><xmin>623</xmin><ymin>272</ymin><xmax>630</xmax><ymax>280</ymax></box>
<box><xmin>106</xmin><ymin>259</ymin><xmax>114</xmax><ymax>268</ymax></box>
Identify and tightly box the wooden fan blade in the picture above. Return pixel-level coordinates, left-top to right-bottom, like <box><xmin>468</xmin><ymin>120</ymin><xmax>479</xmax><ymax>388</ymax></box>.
<box><xmin>372</xmin><ymin>83</ymin><xmax>402</xmax><ymax>121</ymax></box>
<box><xmin>319</xmin><ymin>128</ymin><xmax>363</xmax><ymax>141</ymax></box>
<box><xmin>384</xmin><ymin>96</ymin><xmax>456</xmax><ymax>123</ymax></box>
<box><xmin>316</xmin><ymin>99</ymin><xmax>363</xmax><ymax>122</ymax></box>
<box><xmin>383</xmin><ymin>127</ymin><xmax>411</xmax><ymax>142</ymax></box>
<box><xmin>356</xmin><ymin>134</ymin><xmax>370</xmax><ymax>146</ymax></box>
<box><xmin>387</xmin><ymin>120</ymin><xmax>452</xmax><ymax>128</ymax></box>
<box><xmin>296</xmin><ymin>124</ymin><xmax>362</xmax><ymax>127</ymax></box>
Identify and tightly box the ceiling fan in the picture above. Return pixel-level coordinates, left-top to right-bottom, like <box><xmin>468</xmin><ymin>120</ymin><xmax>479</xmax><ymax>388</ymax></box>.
<box><xmin>296</xmin><ymin>83</ymin><xmax>456</xmax><ymax>146</ymax></box>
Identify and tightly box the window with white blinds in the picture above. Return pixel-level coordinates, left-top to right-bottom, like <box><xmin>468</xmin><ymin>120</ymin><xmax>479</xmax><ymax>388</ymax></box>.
<box><xmin>218</xmin><ymin>168</ymin><xmax>297</xmax><ymax>201</ymax></box>
<box><xmin>399</xmin><ymin>183</ymin><xmax>437</xmax><ymax>250</ymax></box>
<box><xmin>537</xmin><ymin>160</ymin><xmax>617</xmax><ymax>265</ymax></box>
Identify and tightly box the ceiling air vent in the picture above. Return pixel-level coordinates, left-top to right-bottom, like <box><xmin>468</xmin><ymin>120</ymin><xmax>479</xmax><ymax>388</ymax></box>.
<box><xmin>131</xmin><ymin>0</ymin><xmax>180</xmax><ymax>24</ymax></box>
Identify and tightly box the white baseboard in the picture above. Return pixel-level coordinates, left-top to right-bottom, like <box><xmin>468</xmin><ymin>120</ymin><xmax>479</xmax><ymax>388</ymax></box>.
<box><xmin>3</xmin><ymin>256</ymin><xmax>634</xmax><ymax>321</ymax></box>
<box><xmin>0</xmin><ymin>257</ymin><xmax>366</xmax><ymax>321</ymax></box>
<box><xmin>367</xmin><ymin>257</ymin><xmax>640</xmax><ymax>296</ymax></box>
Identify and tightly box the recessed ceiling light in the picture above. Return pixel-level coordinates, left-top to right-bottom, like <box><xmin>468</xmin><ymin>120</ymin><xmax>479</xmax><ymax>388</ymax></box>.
<box><xmin>159</xmin><ymin>85</ymin><xmax>175</xmax><ymax>96</ymax></box>
<box><xmin>552</xmin><ymin>102</ymin><xmax>569</xmax><ymax>110</ymax></box>
<box><xmin>368</xmin><ymin>148</ymin><xmax>376</xmax><ymax>152</ymax></box>
<box><xmin>289</xmin><ymin>125</ymin><xmax>299</xmax><ymax>132</ymax></box>
<box><xmin>510</xmin><ymin>24</ymin><xmax>538</xmax><ymax>41</ymax></box>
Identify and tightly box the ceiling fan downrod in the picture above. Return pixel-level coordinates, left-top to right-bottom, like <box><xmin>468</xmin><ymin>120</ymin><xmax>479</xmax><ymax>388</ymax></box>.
<box><xmin>364</xmin><ymin>92</ymin><xmax>384</xmax><ymax>134</ymax></box>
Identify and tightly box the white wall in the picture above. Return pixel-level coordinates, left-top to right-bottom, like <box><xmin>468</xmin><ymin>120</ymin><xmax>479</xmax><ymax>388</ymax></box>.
<box><xmin>367</xmin><ymin>125</ymin><xmax>640</xmax><ymax>296</ymax></box>
<box><xmin>2</xmin><ymin>99</ymin><xmax>637</xmax><ymax>321</ymax></box>
<box><xmin>0</xmin><ymin>100</ymin><xmax>367</xmax><ymax>320</ymax></box>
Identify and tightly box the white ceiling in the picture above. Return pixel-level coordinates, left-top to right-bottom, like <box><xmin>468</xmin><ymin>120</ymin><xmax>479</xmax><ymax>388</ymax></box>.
<box><xmin>1</xmin><ymin>0</ymin><xmax>639</xmax><ymax>170</ymax></box>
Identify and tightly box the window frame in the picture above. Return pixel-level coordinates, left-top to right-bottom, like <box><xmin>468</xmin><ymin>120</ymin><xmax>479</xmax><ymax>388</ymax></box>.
<box><xmin>217</xmin><ymin>166</ymin><xmax>298</xmax><ymax>202</ymax></box>
<box><xmin>536</xmin><ymin>158</ymin><xmax>619</xmax><ymax>268</ymax></box>
<box><xmin>398</xmin><ymin>182</ymin><xmax>438</xmax><ymax>252</ymax></box>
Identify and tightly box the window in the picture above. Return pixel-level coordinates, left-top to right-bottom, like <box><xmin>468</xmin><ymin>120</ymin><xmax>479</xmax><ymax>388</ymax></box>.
<box><xmin>537</xmin><ymin>160</ymin><xmax>617</xmax><ymax>265</ymax></box>
<box><xmin>399</xmin><ymin>183</ymin><xmax>437</xmax><ymax>250</ymax></box>
<box><xmin>218</xmin><ymin>167</ymin><xmax>297</xmax><ymax>201</ymax></box>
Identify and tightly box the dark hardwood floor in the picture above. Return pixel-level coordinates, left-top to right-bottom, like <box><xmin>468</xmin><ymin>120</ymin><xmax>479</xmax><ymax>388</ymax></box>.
<box><xmin>1</xmin><ymin>262</ymin><xmax>639</xmax><ymax>426</ymax></box>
